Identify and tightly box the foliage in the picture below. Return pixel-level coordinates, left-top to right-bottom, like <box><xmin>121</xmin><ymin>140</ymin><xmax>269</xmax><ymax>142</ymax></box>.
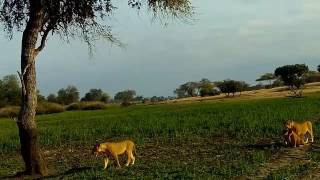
<box><xmin>199</xmin><ymin>82</ymin><xmax>219</xmax><ymax>97</ymax></box>
<box><xmin>150</xmin><ymin>96</ymin><xmax>166</xmax><ymax>103</ymax></box>
<box><xmin>57</xmin><ymin>86</ymin><xmax>80</xmax><ymax>105</ymax></box>
<box><xmin>304</xmin><ymin>71</ymin><xmax>320</xmax><ymax>83</ymax></box>
<box><xmin>318</xmin><ymin>65</ymin><xmax>320</xmax><ymax>72</ymax></box>
<box><xmin>37</xmin><ymin>90</ymin><xmax>46</xmax><ymax>102</ymax></box>
<box><xmin>256</xmin><ymin>73</ymin><xmax>276</xmax><ymax>82</ymax></box>
<box><xmin>272</xmin><ymin>79</ymin><xmax>284</xmax><ymax>88</ymax></box>
<box><xmin>174</xmin><ymin>79</ymin><xmax>220</xmax><ymax>98</ymax></box>
<box><xmin>0</xmin><ymin>75</ymin><xmax>21</xmax><ymax>107</ymax></box>
<box><xmin>66</xmin><ymin>101</ymin><xmax>107</xmax><ymax>111</ymax></box>
<box><xmin>256</xmin><ymin>73</ymin><xmax>276</xmax><ymax>88</ymax></box>
<box><xmin>274</xmin><ymin>64</ymin><xmax>309</xmax><ymax>97</ymax></box>
<box><xmin>216</xmin><ymin>80</ymin><xmax>249</xmax><ymax>96</ymax></box>
<box><xmin>81</xmin><ymin>89</ymin><xmax>110</xmax><ymax>103</ymax></box>
<box><xmin>174</xmin><ymin>82</ymin><xmax>199</xmax><ymax>98</ymax></box>
<box><xmin>114</xmin><ymin>90</ymin><xmax>136</xmax><ymax>106</ymax></box>
<box><xmin>0</xmin><ymin>0</ymin><xmax>193</xmax><ymax>53</ymax></box>
<box><xmin>47</xmin><ymin>94</ymin><xmax>58</xmax><ymax>103</ymax></box>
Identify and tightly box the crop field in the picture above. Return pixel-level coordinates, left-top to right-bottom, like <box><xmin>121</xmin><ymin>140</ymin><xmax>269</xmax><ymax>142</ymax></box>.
<box><xmin>1</xmin><ymin>93</ymin><xmax>320</xmax><ymax>179</ymax></box>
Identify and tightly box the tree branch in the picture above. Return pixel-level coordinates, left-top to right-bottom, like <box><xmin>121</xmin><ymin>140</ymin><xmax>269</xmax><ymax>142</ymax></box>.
<box><xmin>17</xmin><ymin>71</ymin><xmax>26</xmax><ymax>96</ymax></box>
<box><xmin>17</xmin><ymin>64</ymin><xmax>30</xmax><ymax>96</ymax></box>
<box><xmin>35</xmin><ymin>27</ymin><xmax>51</xmax><ymax>54</ymax></box>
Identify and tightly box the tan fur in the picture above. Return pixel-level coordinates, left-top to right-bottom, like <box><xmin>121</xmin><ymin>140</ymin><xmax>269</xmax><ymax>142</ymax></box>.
<box><xmin>92</xmin><ymin>140</ymin><xmax>136</xmax><ymax>169</ymax></box>
<box><xmin>283</xmin><ymin>129</ymin><xmax>308</xmax><ymax>147</ymax></box>
<box><xmin>284</xmin><ymin>120</ymin><xmax>314</xmax><ymax>143</ymax></box>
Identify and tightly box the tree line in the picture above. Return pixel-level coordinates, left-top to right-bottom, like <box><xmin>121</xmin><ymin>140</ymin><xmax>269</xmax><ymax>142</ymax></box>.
<box><xmin>174</xmin><ymin>64</ymin><xmax>320</xmax><ymax>98</ymax></box>
<box><xmin>0</xmin><ymin>76</ymin><xmax>174</xmax><ymax>107</ymax></box>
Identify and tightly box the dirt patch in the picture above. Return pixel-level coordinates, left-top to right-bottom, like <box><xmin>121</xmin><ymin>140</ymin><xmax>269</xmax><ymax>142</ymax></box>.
<box><xmin>237</xmin><ymin>144</ymin><xmax>312</xmax><ymax>179</ymax></box>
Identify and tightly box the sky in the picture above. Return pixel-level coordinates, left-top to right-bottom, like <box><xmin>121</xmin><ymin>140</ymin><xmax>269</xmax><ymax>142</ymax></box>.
<box><xmin>0</xmin><ymin>0</ymin><xmax>320</xmax><ymax>97</ymax></box>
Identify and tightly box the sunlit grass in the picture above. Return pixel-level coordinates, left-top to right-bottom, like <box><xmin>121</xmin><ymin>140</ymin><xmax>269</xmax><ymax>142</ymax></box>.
<box><xmin>1</xmin><ymin>93</ymin><xmax>320</xmax><ymax>178</ymax></box>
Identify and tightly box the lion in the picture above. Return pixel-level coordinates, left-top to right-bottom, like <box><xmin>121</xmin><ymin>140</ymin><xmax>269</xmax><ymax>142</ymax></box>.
<box><xmin>92</xmin><ymin>140</ymin><xmax>136</xmax><ymax>169</ymax></box>
<box><xmin>283</xmin><ymin>128</ymin><xmax>308</xmax><ymax>147</ymax></box>
<box><xmin>284</xmin><ymin>120</ymin><xmax>314</xmax><ymax>143</ymax></box>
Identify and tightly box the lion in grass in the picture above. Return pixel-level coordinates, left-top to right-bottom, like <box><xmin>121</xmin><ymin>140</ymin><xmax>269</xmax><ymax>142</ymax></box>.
<box><xmin>92</xmin><ymin>140</ymin><xmax>136</xmax><ymax>169</ymax></box>
<box><xmin>283</xmin><ymin>120</ymin><xmax>314</xmax><ymax>143</ymax></box>
<box><xmin>283</xmin><ymin>128</ymin><xmax>308</xmax><ymax>147</ymax></box>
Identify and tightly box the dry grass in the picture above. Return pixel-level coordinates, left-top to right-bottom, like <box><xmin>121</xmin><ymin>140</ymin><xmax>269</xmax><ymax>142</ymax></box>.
<box><xmin>157</xmin><ymin>82</ymin><xmax>320</xmax><ymax>105</ymax></box>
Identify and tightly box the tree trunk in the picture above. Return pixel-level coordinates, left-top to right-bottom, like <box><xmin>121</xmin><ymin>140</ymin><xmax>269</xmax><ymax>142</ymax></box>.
<box><xmin>16</xmin><ymin>1</ymin><xmax>47</xmax><ymax>176</ymax></box>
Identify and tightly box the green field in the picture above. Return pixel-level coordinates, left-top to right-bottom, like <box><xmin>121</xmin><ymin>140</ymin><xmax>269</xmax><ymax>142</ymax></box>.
<box><xmin>1</xmin><ymin>94</ymin><xmax>320</xmax><ymax>179</ymax></box>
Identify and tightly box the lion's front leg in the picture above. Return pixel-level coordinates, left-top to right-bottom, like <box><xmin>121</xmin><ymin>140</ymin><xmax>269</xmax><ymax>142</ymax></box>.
<box><xmin>104</xmin><ymin>158</ymin><xmax>109</xmax><ymax>169</ymax></box>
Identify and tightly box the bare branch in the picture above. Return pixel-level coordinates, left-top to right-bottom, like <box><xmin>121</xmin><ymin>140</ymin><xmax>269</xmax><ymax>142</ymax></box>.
<box><xmin>17</xmin><ymin>70</ymin><xmax>26</xmax><ymax>96</ymax></box>
<box><xmin>17</xmin><ymin>64</ymin><xmax>30</xmax><ymax>96</ymax></box>
<box><xmin>35</xmin><ymin>27</ymin><xmax>50</xmax><ymax>54</ymax></box>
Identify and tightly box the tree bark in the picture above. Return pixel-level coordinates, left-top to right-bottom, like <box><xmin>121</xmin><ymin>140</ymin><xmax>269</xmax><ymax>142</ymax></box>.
<box><xmin>16</xmin><ymin>0</ymin><xmax>47</xmax><ymax>176</ymax></box>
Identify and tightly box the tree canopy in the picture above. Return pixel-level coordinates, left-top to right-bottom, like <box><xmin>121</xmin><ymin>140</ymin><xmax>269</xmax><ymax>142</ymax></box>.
<box><xmin>256</xmin><ymin>73</ymin><xmax>275</xmax><ymax>82</ymax></box>
<box><xmin>57</xmin><ymin>85</ymin><xmax>80</xmax><ymax>105</ymax></box>
<box><xmin>0</xmin><ymin>74</ymin><xmax>21</xmax><ymax>107</ymax></box>
<box><xmin>0</xmin><ymin>0</ymin><xmax>193</xmax><ymax>51</ymax></box>
<box><xmin>114</xmin><ymin>89</ymin><xmax>136</xmax><ymax>105</ymax></box>
<box><xmin>274</xmin><ymin>64</ymin><xmax>309</xmax><ymax>96</ymax></box>
<box><xmin>81</xmin><ymin>88</ymin><xmax>109</xmax><ymax>102</ymax></box>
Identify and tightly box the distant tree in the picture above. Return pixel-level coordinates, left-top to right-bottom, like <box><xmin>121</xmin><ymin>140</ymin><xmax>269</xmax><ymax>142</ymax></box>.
<box><xmin>37</xmin><ymin>90</ymin><xmax>46</xmax><ymax>102</ymax></box>
<box><xmin>248</xmin><ymin>83</ymin><xmax>265</xmax><ymax>91</ymax></box>
<box><xmin>57</xmin><ymin>86</ymin><xmax>80</xmax><ymax>105</ymax></box>
<box><xmin>272</xmin><ymin>79</ymin><xmax>284</xmax><ymax>88</ymax></box>
<box><xmin>134</xmin><ymin>96</ymin><xmax>144</xmax><ymax>102</ymax></box>
<box><xmin>150</xmin><ymin>96</ymin><xmax>166</xmax><ymax>102</ymax></box>
<box><xmin>114</xmin><ymin>90</ymin><xmax>136</xmax><ymax>106</ymax></box>
<box><xmin>238</xmin><ymin>81</ymin><xmax>250</xmax><ymax>95</ymax></box>
<box><xmin>142</xmin><ymin>98</ymin><xmax>150</xmax><ymax>104</ymax></box>
<box><xmin>216</xmin><ymin>80</ymin><xmax>248</xmax><ymax>97</ymax></box>
<box><xmin>81</xmin><ymin>89</ymin><xmax>110</xmax><ymax>103</ymax></box>
<box><xmin>256</xmin><ymin>73</ymin><xmax>276</xmax><ymax>88</ymax></box>
<box><xmin>0</xmin><ymin>75</ymin><xmax>21</xmax><ymax>107</ymax></box>
<box><xmin>275</xmin><ymin>64</ymin><xmax>309</xmax><ymax>97</ymax></box>
<box><xmin>174</xmin><ymin>88</ymin><xmax>187</xmax><ymax>98</ymax></box>
<box><xmin>304</xmin><ymin>71</ymin><xmax>320</xmax><ymax>83</ymax></box>
<box><xmin>199</xmin><ymin>81</ymin><xmax>219</xmax><ymax>97</ymax></box>
<box><xmin>47</xmin><ymin>94</ymin><xmax>57</xmax><ymax>103</ymax></box>
<box><xmin>175</xmin><ymin>80</ymin><xmax>211</xmax><ymax>98</ymax></box>
<box><xmin>150</xmin><ymin>96</ymin><xmax>158</xmax><ymax>102</ymax></box>
<box><xmin>318</xmin><ymin>65</ymin><xmax>320</xmax><ymax>72</ymax></box>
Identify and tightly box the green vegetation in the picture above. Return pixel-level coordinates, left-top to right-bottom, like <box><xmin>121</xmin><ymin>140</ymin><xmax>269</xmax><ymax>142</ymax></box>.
<box><xmin>1</xmin><ymin>93</ymin><xmax>320</xmax><ymax>178</ymax></box>
<box><xmin>66</xmin><ymin>101</ymin><xmax>107</xmax><ymax>111</ymax></box>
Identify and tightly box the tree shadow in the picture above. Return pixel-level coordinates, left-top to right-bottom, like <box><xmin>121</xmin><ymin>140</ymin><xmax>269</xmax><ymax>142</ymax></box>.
<box><xmin>36</xmin><ymin>167</ymin><xmax>93</xmax><ymax>180</ymax></box>
<box><xmin>245</xmin><ymin>140</ymin><xmax>286</xmax><ymax>150</ymax></box>
<box><xmin>0</xmin><ymin>167</ymin><xmax>95</xmax><ymax>179</ymax></box>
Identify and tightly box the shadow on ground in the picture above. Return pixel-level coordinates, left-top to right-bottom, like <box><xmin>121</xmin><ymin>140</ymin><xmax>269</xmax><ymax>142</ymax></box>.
<box><xmin>37</xmin><ymin>167</ymin><xmax>93</xmax><ymax>179</ymax></box>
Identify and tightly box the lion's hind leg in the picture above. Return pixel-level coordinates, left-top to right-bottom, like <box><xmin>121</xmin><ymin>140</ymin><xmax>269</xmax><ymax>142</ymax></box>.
<box><xmin>130</xmin><ymin>151</ymin><xmax>135</xmax><ymax>165</ymax></box>
<box><xmin>125</xmin><ymin>150</ymin><xmax>131</xmax><ymax>166</ymax></box>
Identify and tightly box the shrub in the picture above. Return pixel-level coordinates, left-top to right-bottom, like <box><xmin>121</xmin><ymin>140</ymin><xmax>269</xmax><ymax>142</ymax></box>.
<box><xmin>66</xmin><ymin>101</ymin><xmax>107</xmax><ymax>111</ymax></box>
<box><xmin>0</xmin><ymin>106</ymin><xmax>19</xmax><ymax>118</ymax></box>
<box><xmin>36</xmin><ymin>102</ymin><xmax>65</xmax><ymax>115</ymax></box>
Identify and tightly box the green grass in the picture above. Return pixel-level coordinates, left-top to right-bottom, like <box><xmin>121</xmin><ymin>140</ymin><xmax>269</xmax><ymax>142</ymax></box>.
<box><xmin>1</xmin><ymin>93</ymin><xmax>320</xmax><ymax>179</ymax></box>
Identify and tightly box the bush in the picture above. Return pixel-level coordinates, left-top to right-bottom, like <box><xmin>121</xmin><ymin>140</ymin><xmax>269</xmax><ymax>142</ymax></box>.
<box><xmin>0</xmin><ymin>106</ymin><xmax>19</xmax><ymax>118</ymax></box>
<box><xmin>0</xmin><ymin>102</ymin><xmax>65</xmax><ymax>118</ymax></box>
<box><xmin>36</xmin><ymin>102</ymin><xmax>65</xmax><ymax>115</ymax></box>
<box><xmin>66</xmin><ymin>101</ymin><xmax>107</xmax><ymax>111</ymax></box>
